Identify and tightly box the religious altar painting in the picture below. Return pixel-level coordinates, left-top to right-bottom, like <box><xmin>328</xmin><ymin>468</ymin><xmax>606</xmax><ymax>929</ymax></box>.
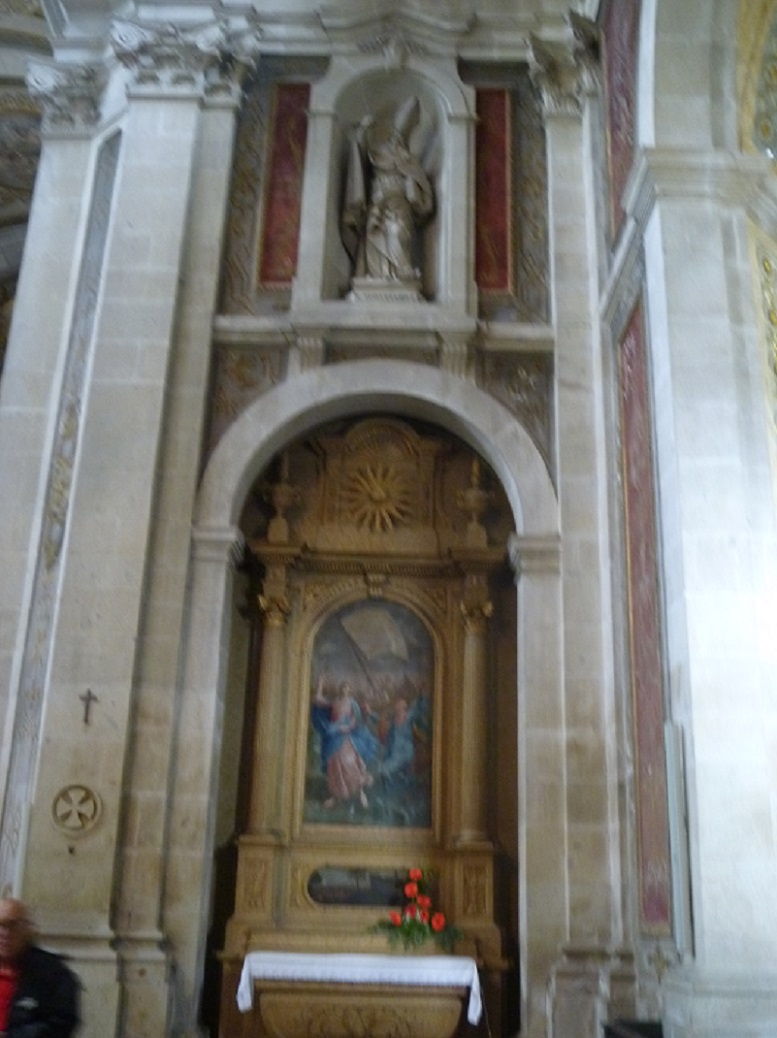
<box><xmin>618</xmin><ymin>300</ymin><xmax>673</xmax><ymax>936</ymax></box>
<box><xmin>304</xmin><ymin>600</ymin><xmax>433</xmax><ymax>829</ymax></box>
<box><xmin>602</xmin><ymin>0</ymin><xmax>640</xmax><ymax>240</ymax></box>
<box><xmin>308</xmin><ymin>867</ymin><xmax>426</xmax><ymax>907</ymax></box>
<box><xmin>475</xmin><ymin>88</ymin><xmax>512</xmax><ymax>294</ymax></box>
<box><xmin>257</xmin><ymin>83</ymin><xmax>310</xmax><ymax>287</ymax></box>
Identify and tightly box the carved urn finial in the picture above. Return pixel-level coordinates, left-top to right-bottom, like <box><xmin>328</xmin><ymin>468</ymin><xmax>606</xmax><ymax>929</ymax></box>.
<box><xmin>457</xmin><ymin>458</ymin><xmax>492</xmax><ymax>548</ymax></box>
<box><xmin>267</xmin><ymin>452</ymin><xmax>299</xmax><ymax>544</ymax></box>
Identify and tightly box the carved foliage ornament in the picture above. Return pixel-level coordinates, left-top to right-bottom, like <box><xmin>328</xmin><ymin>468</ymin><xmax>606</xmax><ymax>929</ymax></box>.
<box><xmin>26</xmin><ymin>62</ymin><xmax>106</xmax><ymax>132</ymax></box>
<box><xmin>111</xmin><ymin>18</ymin><xmax>260</xmax><ymax>95</ymax></box>
<box><xmin>528</xmin><ymin>14</ymin><xmax>600</xmax><ymax>117</ymax></box>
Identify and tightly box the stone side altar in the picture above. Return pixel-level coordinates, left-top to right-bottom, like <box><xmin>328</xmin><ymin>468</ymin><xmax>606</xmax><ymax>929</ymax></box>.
<box><xmin>231</xmin><ymin>952</ymin><xmax>482</xmax><ymax>1038</ymax></box>
<box><xmin>217</xmin><ymin>415</ymin><xmax>511</xmax><ymax>1035</ymax></box>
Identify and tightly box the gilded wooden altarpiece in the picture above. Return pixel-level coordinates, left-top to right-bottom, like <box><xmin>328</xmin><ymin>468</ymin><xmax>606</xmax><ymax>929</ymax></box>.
<box><xmin>220</xmin><ymin>416</ymin><xmax>512</xmax><ymax>1035</ymax></box>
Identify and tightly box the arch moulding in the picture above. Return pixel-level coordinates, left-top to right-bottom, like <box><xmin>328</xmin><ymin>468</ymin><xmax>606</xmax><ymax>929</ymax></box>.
<box><xmin>171</xmin><ymin>361</ymin><xmax>562</xmax><ymax>1035</ymax></box>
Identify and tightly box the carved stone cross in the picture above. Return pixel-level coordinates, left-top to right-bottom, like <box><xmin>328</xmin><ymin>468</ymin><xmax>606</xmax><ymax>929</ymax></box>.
<box><xmin>79</xmin><ymin>688</ymin><xmax>98</xmax><ymax>725</ymax></box>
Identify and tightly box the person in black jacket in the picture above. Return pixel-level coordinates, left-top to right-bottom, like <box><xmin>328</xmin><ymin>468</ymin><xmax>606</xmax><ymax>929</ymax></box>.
<box><xmin>0</xmin><ymin>898</ymin><xmax>80</xmax><ymax>1037</ymax></box>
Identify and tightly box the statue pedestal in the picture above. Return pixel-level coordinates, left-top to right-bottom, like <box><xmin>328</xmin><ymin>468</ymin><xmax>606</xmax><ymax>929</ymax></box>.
<box><xmin>231</xmin><ymin>952</ymin><xmax>482</xmax><ymax>1038</ymax></box>
<box><xmin>347</xmin><ymin>277</ymin><xmax>424</xmax><ymax>303</ymax></box>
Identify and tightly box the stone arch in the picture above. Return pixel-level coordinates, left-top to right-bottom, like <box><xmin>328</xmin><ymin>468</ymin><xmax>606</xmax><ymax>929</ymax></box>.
<box><xmin>173</xmin><ymin>362</ymin><xmax>561</xmax><ymax>1031</ymax></box>
<box><xmin>196</xmin><ymin>360</ymin><xmax>557</xmax><ymax>536</ymax></box>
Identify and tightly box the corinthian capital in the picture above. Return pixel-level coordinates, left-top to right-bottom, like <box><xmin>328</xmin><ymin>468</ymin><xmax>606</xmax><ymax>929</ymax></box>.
<box><xmin>111</xmin><ymin>18</ymin><xmax>259</xmax><ymax>98</ymax></box>
<box><xmin>528</xmin><ymin>15</ymin><xmax>600</xmax><ymax>118</ymax></box>
<box><xmin>26</xmin><ymin>61</ymin><xmax>106</xmax><ymax>134</ymax></box>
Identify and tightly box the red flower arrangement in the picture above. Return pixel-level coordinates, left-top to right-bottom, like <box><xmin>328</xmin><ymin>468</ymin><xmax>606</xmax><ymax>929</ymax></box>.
<box><xmin>372</xmin><ymin>868</ymin><xmax>461</xmax><ymax>952</ymax></box>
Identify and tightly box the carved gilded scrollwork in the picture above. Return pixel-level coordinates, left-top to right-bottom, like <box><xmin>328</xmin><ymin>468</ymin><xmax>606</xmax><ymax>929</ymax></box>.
<box><xmin>260</xmin><ymin>990</ymin><xmax>463</xmax><ymax>1038</ymax></box>
<box><xmin>462</xmin><ymin>864</ymin><xmax>488</xmax><ymax>917</ymax></box>
<box><xmin>258</xmin><ymin>593</ymin><xmax>291</xmax><ymax>626</ymax></box>
<box><xmin>242</xmin><ymin>858</ymin><xmax>269</xmax><ymax>913</ymax></box>
<box><xmin>290</xmin><ymin>865</ymin><xmax>311</xmax><ymax>910</ymax></box>
<box><xmin>227</xmin><ymin>418</ymin><xmax>510</xmax><ymax>985</ymax></box>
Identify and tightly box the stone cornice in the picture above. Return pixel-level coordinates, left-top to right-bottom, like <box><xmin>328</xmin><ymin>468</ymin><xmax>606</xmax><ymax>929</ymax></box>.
<box><xmin>318</xmin><ymin>0</ymin><xmax>475</xmax><ymax>51</ymax></box>
<box><xmin>191</xmin><ymin>525</ymin><xmax>246</xmax><ymax>568</ymax></box>
<box><xmin>507</xmin><ymin>533</ymin><xmax>561</xmax><ymax>578</ymax></box>
<box><xmin>601</xmin><ymin>148</ymin><xmax>777</xmax><ymax>333</ymax></box>
<box><xmin>624</xmin><ymin>148</ymin><xmax>774</xmax><ymax>229</ymax></box>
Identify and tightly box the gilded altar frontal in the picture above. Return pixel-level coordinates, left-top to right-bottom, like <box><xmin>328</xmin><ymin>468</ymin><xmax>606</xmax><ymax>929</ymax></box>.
<box><xmin>1</xmin><ymin>3</ymin><xmax>777</xmax><ymax>1038</ymax></box>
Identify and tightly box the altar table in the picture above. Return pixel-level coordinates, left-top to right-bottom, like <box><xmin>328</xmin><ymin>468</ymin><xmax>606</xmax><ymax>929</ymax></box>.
<box><xmin>237</xmin><ymin>950</ymin><xmax>483</xmax><ymax>1025</ymax></box>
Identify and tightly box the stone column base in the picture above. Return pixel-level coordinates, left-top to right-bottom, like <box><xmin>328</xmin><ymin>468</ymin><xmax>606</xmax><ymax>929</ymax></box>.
<box><xmin>548</xmin><ymin>945</ymin><xmax>636</xmax><ymax>1038</ymax></box>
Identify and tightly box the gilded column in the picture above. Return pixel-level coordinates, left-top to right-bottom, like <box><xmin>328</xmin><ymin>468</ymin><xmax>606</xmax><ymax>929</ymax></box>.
<box><xmin>455</xmin><ymin>572</ymin><xmax>493</xmax><ymax>845</ymax></box>
<box><xmin>247</xmin><ymin>571</ymin><xmax>291</xmax><ymax>836</ymax></box>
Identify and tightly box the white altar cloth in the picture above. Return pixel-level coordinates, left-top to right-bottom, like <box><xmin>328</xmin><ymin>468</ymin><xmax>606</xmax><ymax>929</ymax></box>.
<box><xmin>237</xmin><ymin>951</ymin><xmax>483</xmax><ymax>1024</ymax></box>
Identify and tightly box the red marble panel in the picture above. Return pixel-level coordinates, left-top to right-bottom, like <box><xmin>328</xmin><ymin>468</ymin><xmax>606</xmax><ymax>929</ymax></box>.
<box><xmin>603</xmin><ymin>0</ymin><xmax>640</xmax><ymax>239</ymax></box>
<box><xmin>475</xmin><ymin>88</ymin><xmax>512</xmax><ymax>294</ymax></box>
<box><xmin>258</xmin><ymin>83</ymin><xmax>310</xmax><ymax>287</ymax></box>
<box><xmin>619</xmin><ymin>301</ymin><xmax>673</xmax><ymax>936</ymax></box>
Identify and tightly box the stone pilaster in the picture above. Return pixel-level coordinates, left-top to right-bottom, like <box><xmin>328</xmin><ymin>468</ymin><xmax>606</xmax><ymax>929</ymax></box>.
<box><xmin>454</xmin><ymin>575</ymin><xmax>492</xmax><ymax>845</ymax></box>
<box><xmin>164</xmin><ymin>526</ymin><xmax>245</xmax><ymax>1036</ymax></box>
<box><xmin>528</xmin><ymin>21</ymin><xmax>620</xmax><ymax>1038</ymax></box>
<box><xmin>0</xmin><ymin>63</ymin><xmax>114</xmax><ymax>895</ymax></box>
<box><xmin>16</xmin><ymin>26</ymin><xmax>249</xmax><ymax>1038</ymax></box>
<box><xmin>630</xmin><ymin>149</ymin><xmax>777</xmax><ymax>1037</ymax></box>
<box><xmin>507</xmin><ymin>533</ymin><xmax>566</xmax><ymax>1038</ymax></box>
<box><xmin>248</xmin><ymin>583</ymin><xmax>292</xmax><ymax>836</ymax></box>
<box><xmin>26</xmin><ymin>60</ymin><xmax>107</xmax><ymax>135</ymax></box>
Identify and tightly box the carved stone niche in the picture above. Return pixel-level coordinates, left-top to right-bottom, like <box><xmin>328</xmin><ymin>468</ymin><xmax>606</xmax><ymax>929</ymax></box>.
<box><xmin>327</xmin><ymin>71</ymin><xmax>445</xmax><ymax>304</ymax></box>
<box><xmin>220</xmin><ymin>416</ymin><xmax>515</xmax><ymax>1037</ymax></box>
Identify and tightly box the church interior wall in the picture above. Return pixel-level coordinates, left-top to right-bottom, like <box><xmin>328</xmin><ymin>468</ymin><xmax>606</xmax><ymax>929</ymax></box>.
<box><xmin>1</xmin><ymin>1</ymin><xmax>777</xmax><ymax>1037</ymax></box>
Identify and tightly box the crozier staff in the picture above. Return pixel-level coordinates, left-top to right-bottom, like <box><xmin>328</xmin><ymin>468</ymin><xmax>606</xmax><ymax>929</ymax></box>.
<box><xmin>0</xmin><ymin>898</ymin><xmax>80</xmax><ymax>1038</ymax></box>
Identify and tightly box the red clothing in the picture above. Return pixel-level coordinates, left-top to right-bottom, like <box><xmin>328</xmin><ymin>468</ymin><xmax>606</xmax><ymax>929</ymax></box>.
<box><xmin>0</xmin><ymin>967</ymin><xmax>20</xmax><ymax>1030</ymax></box>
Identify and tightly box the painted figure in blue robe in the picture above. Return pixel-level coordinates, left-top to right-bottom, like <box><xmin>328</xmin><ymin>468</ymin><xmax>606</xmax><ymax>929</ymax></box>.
<box><xmin>377</xmin><ymin>693</ymin><xmax>430</xmax><ymax>787</ymax></box>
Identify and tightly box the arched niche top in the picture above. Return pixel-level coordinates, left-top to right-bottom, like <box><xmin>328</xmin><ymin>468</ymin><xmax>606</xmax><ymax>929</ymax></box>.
<box><xmin>311</xmin><ymin>53</ymin><xmax>475</xmax><ymax>124</ymax></box>
<box><xmin>196</xmin><ymin>360</ymin><xmax>558</xmax><ymax>540</ymax></box>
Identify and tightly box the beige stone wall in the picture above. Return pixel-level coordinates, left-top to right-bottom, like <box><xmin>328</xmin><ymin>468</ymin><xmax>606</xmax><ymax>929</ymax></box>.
<box><xmin>1</xmin><ymin>3</ymin><xmax>777</xmax><ymax>1038</ymax></box>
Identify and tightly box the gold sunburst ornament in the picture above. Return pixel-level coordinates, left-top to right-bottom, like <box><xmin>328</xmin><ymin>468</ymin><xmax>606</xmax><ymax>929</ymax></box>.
<box><xmin>342</xmin><ymin>462</ymin><xmax>414</xmax><ymax>532</ymax></box>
